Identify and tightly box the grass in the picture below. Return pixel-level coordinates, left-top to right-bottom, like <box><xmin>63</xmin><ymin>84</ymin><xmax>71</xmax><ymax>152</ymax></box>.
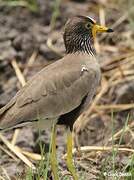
<box><xmin>0</xmin><ymin>0</ymin><xmax>39</xmax><ymax>12</ymax></box>
<box><xmin>23</xmin><ymin>113</ymin><xmax>134</xmax><ymax>180</ymax></box>
<box><xmin>99</xmin><ymin>113</ymin><xmax>133</xmax><ymax>180</ymax></box>
<box><xmin>50</xmin><ymin>0</ymin><xmax>61</xmax><ymax>30</ymax></box>
<box><xmin>111</xmin><ymin>113</ymin><xmax>130</xmax><ymax>179</ymax></box>
<box><xmin>25</xmin><ymin>137</ymin><xmax>51</xmax><ymax>180</ymax></box>
<box><xmin>123</xmin><ymin>154</ymin><xmax>134</xmax><ymax>180</ymax></box>
<box><xmin>0</xmin><ymin>0</ymin><xmax>133</xmax><ymax>179</ymax></box>
<box><xmin>24</xmin><ymin>124</ymin><xmax>87</xmax><ymax>180</ymax></box>
<box><xmin>25</xmin><ymin>121</ymin><xmax>53</xmax><ymax>180</ymax></box>
<box><xmin>111</xmin><ymin>111</ymin><xmax>116</xmax><ymax>176</ymax></box>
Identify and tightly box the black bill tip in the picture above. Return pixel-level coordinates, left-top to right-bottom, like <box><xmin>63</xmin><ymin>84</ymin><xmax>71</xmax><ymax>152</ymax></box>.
<box><xmin>107</xmin><ymin>28</ymin><xmax>114</xmax><ymax>32</ymax></box>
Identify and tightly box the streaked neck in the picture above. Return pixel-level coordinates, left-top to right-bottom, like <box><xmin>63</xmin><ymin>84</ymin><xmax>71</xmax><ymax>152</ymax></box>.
<box><xmin>65</xmin><ymin>35</ymin><xmax>96</xmax><ymax>56</ymax></box>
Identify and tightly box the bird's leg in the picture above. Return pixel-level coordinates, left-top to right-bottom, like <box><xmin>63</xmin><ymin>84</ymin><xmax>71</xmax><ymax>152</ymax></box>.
<box><xmin>50</xmin><ymin>124</ymin><xmax>59</xmax><ymax>180</ymax></box>
<box><xmin>66</xmin><ymin>127</ymin><xmax>78</xmax><ymax>180</ymax></box>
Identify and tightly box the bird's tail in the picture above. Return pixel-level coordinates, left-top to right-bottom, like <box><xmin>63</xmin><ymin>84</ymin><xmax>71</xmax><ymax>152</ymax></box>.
<box><xmin>0</xmin><ymin>98</ymin><xmax>36</xmax><ymax>131</ymax></box>
<box><xmin>0</xmin><ymin>97</ymin><xmax>18</xmax><ymax>131</ymax></box>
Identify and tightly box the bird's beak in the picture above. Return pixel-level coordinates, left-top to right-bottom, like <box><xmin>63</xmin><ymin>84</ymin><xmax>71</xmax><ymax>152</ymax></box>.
<box><xmin>92</xmin><ymin>24</ymin><xmax>113</xmax><ymax>39</ymax></box>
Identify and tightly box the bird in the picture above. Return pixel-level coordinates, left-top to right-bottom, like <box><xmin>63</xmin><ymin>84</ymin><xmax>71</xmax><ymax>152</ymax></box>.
<box><xmin>0</xmin><ymin>15</ymin><xmax>113</xmax><ymax>180</ymax></box>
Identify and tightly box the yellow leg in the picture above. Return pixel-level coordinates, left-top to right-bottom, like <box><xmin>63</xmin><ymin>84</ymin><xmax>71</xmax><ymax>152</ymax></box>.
<box><xmin>50</xmin><ymin>125</ymin><xmax>59</xmax><ymax>180</ymax></box>
<box><xmin>66</xmin><ymin>128</ymin><xmax>78</xmax><ymax>180</ymax></box>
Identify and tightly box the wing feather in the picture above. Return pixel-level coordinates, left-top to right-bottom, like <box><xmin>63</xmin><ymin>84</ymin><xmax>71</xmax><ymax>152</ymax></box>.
<box><xmin>0</xmin><ymin>54</ymin><xmax>101</xmax><ymax>129</ymax></box>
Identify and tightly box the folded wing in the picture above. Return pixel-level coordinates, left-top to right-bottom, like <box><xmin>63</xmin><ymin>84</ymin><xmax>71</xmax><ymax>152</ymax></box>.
<box><xmin>0</xmin><ymin>55</ymin><xmax>98</xmax><ymax>130</ymax></box>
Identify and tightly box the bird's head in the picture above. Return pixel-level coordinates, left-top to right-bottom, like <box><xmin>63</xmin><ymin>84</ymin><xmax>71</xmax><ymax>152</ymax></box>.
<box><xmin>63</xmin><ymin>15</ymin><xmax>113</xmax><ymax>55</ymax></box>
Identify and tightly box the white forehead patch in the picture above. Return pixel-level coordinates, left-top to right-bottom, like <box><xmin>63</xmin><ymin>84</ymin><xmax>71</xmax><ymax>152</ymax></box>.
<box><xmin>86</xmin><ymin>16</ymin><xmax>96</xmax><ymax>24</ymax></box>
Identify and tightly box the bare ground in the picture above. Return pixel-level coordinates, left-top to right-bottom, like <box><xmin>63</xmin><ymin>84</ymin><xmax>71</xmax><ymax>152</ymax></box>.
<box><xmin>0</xmin><ymin>0</ymin><xmax>134</xmax><ymax>179</ymax></box>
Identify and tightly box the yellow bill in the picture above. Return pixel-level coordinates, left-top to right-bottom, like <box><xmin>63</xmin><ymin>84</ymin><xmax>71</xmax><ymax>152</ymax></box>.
<box><xmin>92</xmin><ymin>24</ymin><xmax>113</xmax><ymax>39</ymax></box>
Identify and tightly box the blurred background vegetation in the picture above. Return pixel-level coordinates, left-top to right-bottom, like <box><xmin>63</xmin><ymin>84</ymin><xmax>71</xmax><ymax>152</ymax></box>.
<box><xmin>0</xmin><ymin>0</ymin><xmax>134</xmax><ymax>179</ymax></box>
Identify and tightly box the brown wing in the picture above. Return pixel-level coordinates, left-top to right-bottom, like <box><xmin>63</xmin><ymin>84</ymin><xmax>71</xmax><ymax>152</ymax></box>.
<box><xmin>0</xmin><ymin>54</ymin><xmax>99</xmax><ymax>130</ymax></box>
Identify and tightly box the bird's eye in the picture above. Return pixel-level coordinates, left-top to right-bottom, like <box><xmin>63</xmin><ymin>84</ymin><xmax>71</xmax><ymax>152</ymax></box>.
<box><xmin>85</xmin><ymin>23</ymin><xmax>91</xmax><ymax>29</ymax></box>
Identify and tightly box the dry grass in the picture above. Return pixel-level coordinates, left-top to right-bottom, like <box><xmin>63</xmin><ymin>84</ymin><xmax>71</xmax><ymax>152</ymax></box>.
<box><xmin>0</xmin><ymin>0</ymin><xmax>134</xmax><ymax>179</ymax></box>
